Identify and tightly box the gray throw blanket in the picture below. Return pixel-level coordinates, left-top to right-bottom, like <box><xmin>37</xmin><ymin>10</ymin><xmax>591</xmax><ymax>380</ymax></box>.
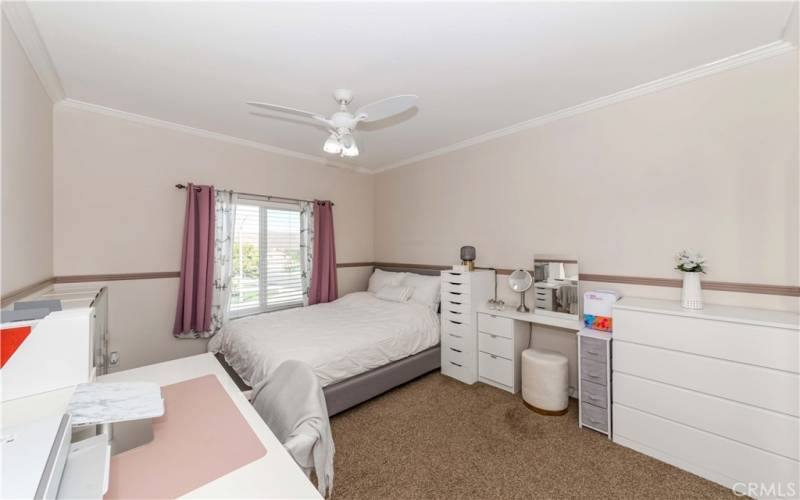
<box><xmin>251</xmin><ymin>360</ymin><xmax>335</xmax><ymax>497</ymax></box>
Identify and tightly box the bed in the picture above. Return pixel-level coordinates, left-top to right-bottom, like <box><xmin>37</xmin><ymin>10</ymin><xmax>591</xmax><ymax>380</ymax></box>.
<box><xmin>209</xmin><ymin>266</ymin><xmax>442</xmax><ymax>415</ymax></box>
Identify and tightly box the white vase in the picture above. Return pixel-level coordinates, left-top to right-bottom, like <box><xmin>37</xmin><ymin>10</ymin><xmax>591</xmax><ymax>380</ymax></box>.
<box><xmin>681</xmin><ymin>272</ymin><xmax>703</xmax><ymax>309</ymax></box>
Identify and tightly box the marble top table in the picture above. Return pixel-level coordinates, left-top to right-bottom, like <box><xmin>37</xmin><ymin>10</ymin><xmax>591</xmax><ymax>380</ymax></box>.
<box><xmin>67</xmin><ymin>382</ymin><xmax>164</xmax><ymax>427</ymax></box>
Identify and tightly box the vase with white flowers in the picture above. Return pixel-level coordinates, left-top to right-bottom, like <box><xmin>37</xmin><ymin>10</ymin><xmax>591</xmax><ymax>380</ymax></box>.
<box><xmin>675</xmin><ymin>249</ymin><xmax>706</xmax><ymax>309</ymax></box>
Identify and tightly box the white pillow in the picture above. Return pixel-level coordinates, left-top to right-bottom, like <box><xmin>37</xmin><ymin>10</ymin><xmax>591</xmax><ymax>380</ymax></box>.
<box><xmin>375</xmin><ymin>285</ymin><xmax>414</xmax><ymax>303</ymax></box>
<box><xmin>403</xmin><ymin>273</ymin><xmax>441</xmax><ymax>311</ymax></box>
<box><xmin>367</xmin><ymin>269</ymin><xmax>406</xmax><ymax>293</ymax></box>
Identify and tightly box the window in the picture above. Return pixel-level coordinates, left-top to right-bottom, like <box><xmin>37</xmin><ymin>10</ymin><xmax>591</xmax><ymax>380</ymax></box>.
<box><xmin>230</xmin><ymin>199</ymin><xmax>303</xmax><ymax>317</ymax></box>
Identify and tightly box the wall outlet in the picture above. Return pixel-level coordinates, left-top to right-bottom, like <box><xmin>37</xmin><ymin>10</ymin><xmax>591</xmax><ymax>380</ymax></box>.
<box><xmin>109</xmin><ymin>351</ymin><xmax>120</xmax><ymax>365</ymax></box>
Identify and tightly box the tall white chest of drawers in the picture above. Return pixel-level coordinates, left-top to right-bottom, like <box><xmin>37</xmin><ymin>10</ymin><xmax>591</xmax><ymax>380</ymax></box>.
<box><xmin>440</xmin><ymin>269</ymin><xmax>496</xmax><ymax>384</ymax></box>
<box><xmin>612</xmin><ymin>297</ymin><xmax>799</xmax><ymax>496</ymax></box>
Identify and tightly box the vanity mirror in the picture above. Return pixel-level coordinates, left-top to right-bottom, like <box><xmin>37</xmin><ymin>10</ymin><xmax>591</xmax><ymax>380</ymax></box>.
<box><xmin>508</xmin><ymin>269</ymin><xmax>533</xmax><ymax>312</ymax></box>
<box><xmin>532</xmin><ymin>257</ymin><xmax>579</xmax><ymax>320</ymax></box>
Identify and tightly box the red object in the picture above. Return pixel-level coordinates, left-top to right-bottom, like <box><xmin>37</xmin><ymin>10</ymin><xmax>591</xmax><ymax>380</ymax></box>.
<box><xmin>1</xmin><ymin>326</ymin><xmax>32</xmax><ymax>368</ymax></box>
<box><xmin>593</xmin><ymin>316</ymin><xmax>613</xmax><ymax>332</ymax></box>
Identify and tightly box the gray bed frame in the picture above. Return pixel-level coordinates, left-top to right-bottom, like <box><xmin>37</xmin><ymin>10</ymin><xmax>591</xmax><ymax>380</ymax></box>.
<box><xmin>215</xmin><ymin>265</ymin><xmax>443</xmax><ymax>417</ymax></box>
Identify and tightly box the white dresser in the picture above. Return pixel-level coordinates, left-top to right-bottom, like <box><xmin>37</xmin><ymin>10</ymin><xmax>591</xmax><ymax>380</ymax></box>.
<box><xmin>440</xmin><ymin>269</ymin><xmax>496</xmax><ymax>385</ymax></box>
<box><xmin>611</xmin><ymin>297</ymin><xmax>799</xmax><ymax>496</ymax></box>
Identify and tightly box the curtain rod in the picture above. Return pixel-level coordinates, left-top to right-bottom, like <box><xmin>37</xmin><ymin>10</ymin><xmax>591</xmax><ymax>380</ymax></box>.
<box><xmin>175</xmin><ymin>184</ymin><xmax>333</xmax><ymax>206</ymax></box>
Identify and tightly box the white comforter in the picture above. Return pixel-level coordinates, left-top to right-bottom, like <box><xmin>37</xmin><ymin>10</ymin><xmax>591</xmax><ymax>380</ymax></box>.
<box><xmin>208</xmin><ymin>292</ymin><xmax>440</xmax><ymax>388</ymax></box>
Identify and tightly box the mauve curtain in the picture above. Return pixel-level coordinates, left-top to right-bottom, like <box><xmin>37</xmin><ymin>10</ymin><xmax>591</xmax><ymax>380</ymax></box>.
<box><xmin>308</xmin><ymin>200</ymin><xmax>337</xmax><ymax>305</ymax></box>
<box><xmin>173</xmin><ymin>183</ymin><xmax>216</xmax><ymax>337</ymax></box>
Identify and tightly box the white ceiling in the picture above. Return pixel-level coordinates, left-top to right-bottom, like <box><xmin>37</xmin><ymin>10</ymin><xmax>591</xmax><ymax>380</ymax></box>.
<box><xmin>26</xmin><ymin>1</ymin><xmax>795</xmax><ymax>171</ymax></box>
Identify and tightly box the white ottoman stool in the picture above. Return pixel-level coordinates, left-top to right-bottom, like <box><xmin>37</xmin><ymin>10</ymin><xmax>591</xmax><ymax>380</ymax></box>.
<box><xmin>521</xmin><ymin>348</ymin><xmax>569</xmax><ymax>415</ymax></box>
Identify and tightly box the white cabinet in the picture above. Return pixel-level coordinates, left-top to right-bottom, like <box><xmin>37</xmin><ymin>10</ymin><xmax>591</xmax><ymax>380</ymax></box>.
<box><xmin>611</xmin><ymin>297</ymin><xmax>800</xmax><ymax>497</ymax></box>
<box><xmin>440</xmin><ymin>270</ymin><xmax>495</xmax><ymax>385</ymax></box>
<box><xmin>1</xmin><ymin>285</ymin><xmax>109</xmax><ymax>402</ymax></box>
<box><xmin>476</xmin><ymin>313</ymin><xmax>529</xmax><ymax>393</ymax></box>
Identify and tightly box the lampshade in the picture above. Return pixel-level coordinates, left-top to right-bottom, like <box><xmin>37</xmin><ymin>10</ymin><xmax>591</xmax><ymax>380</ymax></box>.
<box><xmin>323</xmin><ymin>133</ymin><xmax>342</xmax><ymax>154</ymax></box>
<box><xmin>460</xmin><ymin>246</ymin><xmax>476</xmax><ymax>261</ymax></box>
<box><xmin>342</xmin><ymin>141</ymin><xmax>359</xmax><ymax>157</ymax></box>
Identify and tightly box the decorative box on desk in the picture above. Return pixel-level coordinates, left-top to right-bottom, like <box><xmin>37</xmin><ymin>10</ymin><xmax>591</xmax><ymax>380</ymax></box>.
<box><xmin>440</xmin><ymin>269</ymin><xmax>495</xmax><ymax>385</ymax></box>
<box><xmin>577</xmin><ymin>329</ymin><xmax>612</xmax><ymax>437</ymax></box>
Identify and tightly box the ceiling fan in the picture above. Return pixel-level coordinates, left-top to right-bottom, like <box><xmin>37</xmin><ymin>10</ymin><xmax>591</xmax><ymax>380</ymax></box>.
<box><xmin>247</xmin><ymin>89</ymin><xmax>417</xmax><ymax>158</ymax></box>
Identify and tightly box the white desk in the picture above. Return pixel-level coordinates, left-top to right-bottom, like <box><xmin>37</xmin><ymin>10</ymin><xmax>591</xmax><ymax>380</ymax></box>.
<box><xmin>477</xmin><ymin>304</ymin><xmax>583</xmax><ymax>393</ymax></box>
<box><xmin>477</xmin><ymin>304</ymin><xmax>582</xmax><ymax>331</ymax></box>
<box><xmin>474</xmin><ymin>304</ymin><xmax>581</xmax><ymax>393</ymax></box>
<box><xmin>1</xmin><ymin>353</ymin><xmax>321</xmax><ymax>499</ymax></box>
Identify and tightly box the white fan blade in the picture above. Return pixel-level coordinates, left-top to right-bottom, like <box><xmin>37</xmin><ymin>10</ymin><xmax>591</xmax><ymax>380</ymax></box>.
<box><xmin>355</xmin><ymin>95</ymin><xmax>418</xmax><ymax>123</ymax></box>
<box><xmin>247</xmin><ymin>101</ymin><xmax>327</xmax><ymax>121</ymax></box>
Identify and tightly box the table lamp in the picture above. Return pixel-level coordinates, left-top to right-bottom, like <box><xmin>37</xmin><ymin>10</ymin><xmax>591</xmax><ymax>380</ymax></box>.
<box><xmin>460</xmin><ymin>246</ymin><xmax>476</xmax><ymax>271</ymax></box>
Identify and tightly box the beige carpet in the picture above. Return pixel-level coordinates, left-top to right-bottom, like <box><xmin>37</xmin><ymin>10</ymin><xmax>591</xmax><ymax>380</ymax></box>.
<box><xmin>330</xmin><ymin>372</ymin><xmax>733</xmax><ymax>499</ymax></box>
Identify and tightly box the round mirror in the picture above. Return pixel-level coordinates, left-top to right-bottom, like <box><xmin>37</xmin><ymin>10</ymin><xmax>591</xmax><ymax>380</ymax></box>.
<box><xmin>508</xmin><ymin>269</ymin><xmax>533</xmax><ymax>292</ymax></box>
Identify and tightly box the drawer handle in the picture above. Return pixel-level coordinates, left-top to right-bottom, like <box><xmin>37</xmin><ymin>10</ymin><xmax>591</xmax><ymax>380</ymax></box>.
<box><xmin>450</xmin><ymin>311</ymin><xmax>462</xmax><ymax>315</ymax></box>
<box><xmin>450</xmin><ymin>301</ymin><xmax>462</xmax><ymax>305</ymax></box>
<box><xmin>450</xmin><ymin>347</ymin><xmax>462</xmax><ymax>353</ymax></box>
<box><xmin>490</xmin><ymin>354</ymin><xmax>498</xmax><ymax>359</ymax></box>
<box><xmin>450</xmin><ymin>361</ymin><xmax>463</xmax><ymax>367</ymax></box>
<box><xmin>588</xmin><ymin>418</ymin><xmax>601</xmax><ymax>424</ymax></box>
<box><xmin>587</xmin><ymin>395</ymin><xmax>600</xmax><ymax>401</ymax></box>
<box><xmin>489</xmin><ymin>334</ymin><xmax>498</xmax><ymax>339</ymax></box>
<box><xmin>448</xmin><ymin>282</ymin><xmax>462</xmax><ymax>286</ymax></box>
<box><xmin>490</xmin><ymin>315</ymin><xmax>497</xmax><ymax>318</ymax></box>
<box><xmin>586</xmin><ymin>350</ymin><xmax>599</xmax><ymax>355</ymax></box>
<box><xmin>587</xmin><ymin>374</ymin><xmax>601</xmax><ymax>379</ymax></box>
<box><xmin>448</xmin><ymin>333</ymin><xmax>463</xmax><ymax>339</ymax></box>
<box><xmin>449</xmin><ymin>320</ymin><xmax>462</xmax><ymax>325</ymax></box>
<box><xmin>449</xmin><ymin>292</ymin><xmax>463</xmax><ymax>296</ymax></box>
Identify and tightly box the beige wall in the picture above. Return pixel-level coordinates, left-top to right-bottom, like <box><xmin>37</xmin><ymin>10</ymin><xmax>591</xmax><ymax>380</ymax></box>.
<box><xmin>40</xmin><ymin>49</ymin><xmax>800</xmax><ymax>374</ymax></box>
<box><xmin>375</xmin><ymin>51</ymin><xmax>799</xmax><ymax>306</ymax></box>
<box><xmin>53</xmin><ymin>104</ymin><xmax>374</xmax><ymax>370</ymax></box>
<box><xmin>375</xmin><ymin>51</ymin><xmax>799</xmax><ymax>388</ymax></box>
<box><xmin>1</xmin><ymin>15</ymin><xmax>53</xmax><ymax>295</ymax></box>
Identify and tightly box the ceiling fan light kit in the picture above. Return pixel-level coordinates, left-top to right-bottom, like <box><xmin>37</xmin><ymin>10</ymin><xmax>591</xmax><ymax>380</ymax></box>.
<box><xmin>323</xmin><ymin>133</ymin><xmax>342</xmax><ymax>154</ymax></box>
<box><xmin>248</xmin><ymin>89</ymin><xmax>418</xmax><ymax>158</ymax></box>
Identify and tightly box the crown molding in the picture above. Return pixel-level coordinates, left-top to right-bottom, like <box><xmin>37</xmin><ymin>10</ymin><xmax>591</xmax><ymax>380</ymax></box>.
<box><xmin>58</xmin><ymin>99</ymin><xmax>370</xmax><ymax>173</ymax></box>
<box><xmin>782</xmin><ymin>3</ymin><xmax>798</xmax><ymax>46</ymax></box>
<box><xmin>2</xmin><ymin>1</ymin><xmax>65</xmax><ymax>102</ymax></box>
<box><xmin>373</xmin><ymin>40</ymin><xmax>796</xmax><ymax>174</ymax></box>
<box><xmin>2</xmin><ymin>3</ymin><xmax>367</xmax><ymax>172</ymax></box>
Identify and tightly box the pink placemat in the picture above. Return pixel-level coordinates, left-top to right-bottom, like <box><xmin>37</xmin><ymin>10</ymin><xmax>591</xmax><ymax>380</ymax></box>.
<box><xmin>105</xmin><ymin>374</ymin><xmax>267</xmax><ymax>499</ymax></box>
